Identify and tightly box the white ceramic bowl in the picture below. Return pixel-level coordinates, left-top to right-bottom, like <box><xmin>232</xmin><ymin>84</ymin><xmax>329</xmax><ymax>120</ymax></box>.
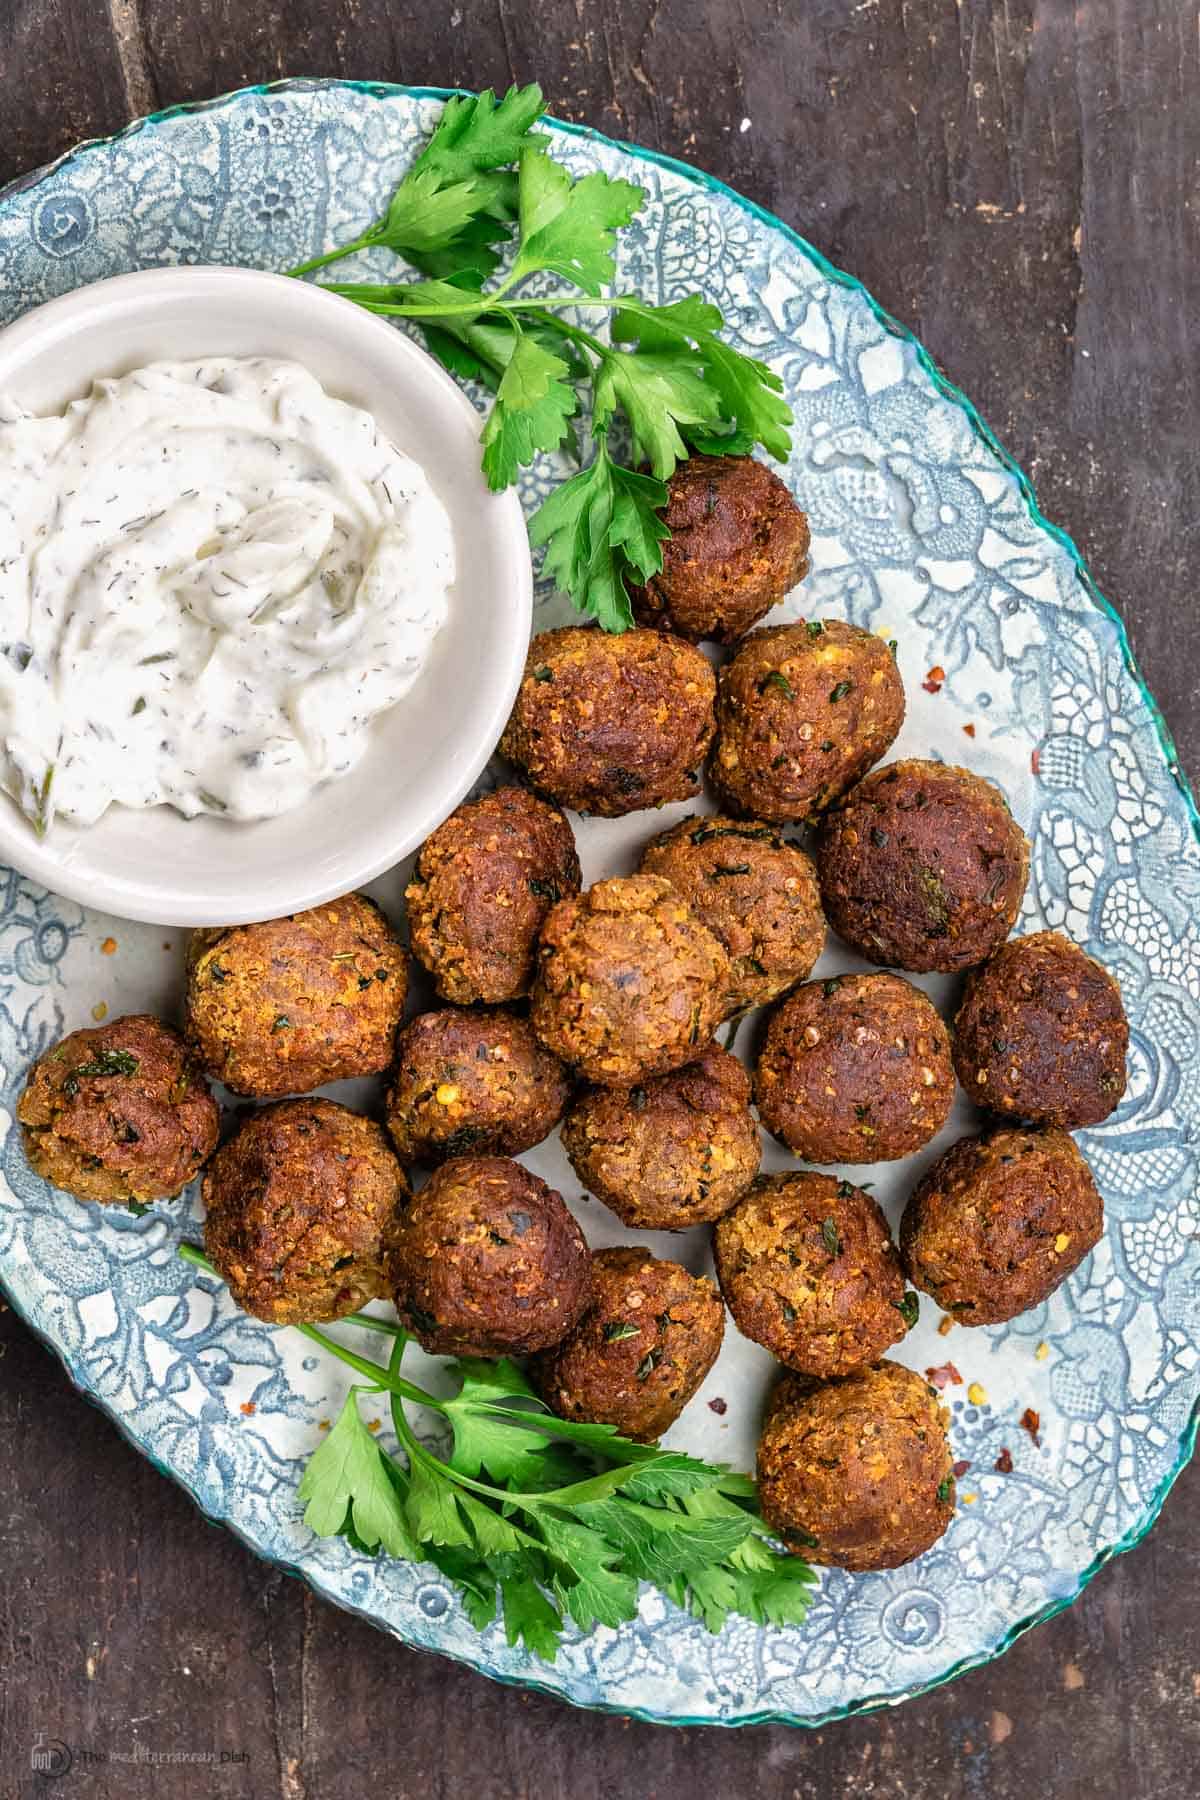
<box><xmin>0</xmin><ymin>267</ymin><xmax>532</xmax><ymax>926</ymax></box>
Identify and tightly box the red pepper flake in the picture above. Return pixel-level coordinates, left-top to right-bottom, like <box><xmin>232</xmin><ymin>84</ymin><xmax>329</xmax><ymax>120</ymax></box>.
<box><xmin>926</xmin><ymin>665</ymin><xmax>946</xmax><ymax>684</ymax></box>
<box><xmin>994</xmin><ymin>1447</ymin><xmax>1014</xmax><ymax>1474</ymax></box>
<box><xmin>921</xmin><ymin>679</ymin><xmax>943</xmax><ymax>695</ymax></box>
<box><xmin>708</xmin><ymin>1396</ymin><xmax>728</xmax><ymax>1416</ymax></box>
<box><xmin>1020</xmin><ymin>1407</ymin><xmax>1041</xmax><ymax>1445</ymax></box>
<box><xmin>1030</xmin><ymin>748</ymin><xmax>1041</xmax><ymax>776</ymax></box>
<box><xmin>239</xmin><ymin>1401</ymin><xmax>256</xmax><ymax>1417</ymax></box>
<box><xmin>952</xmin><ymin>1459</ymin><xmax>972</xmax><ymax>1478</ymax></box>
<box><xmin>926</xmin><ymin>1361</ymin><xmax>963</xmax><ymax>1390</ymax></box>
<box><xmin>962</xmin><ymin>722</ymin><xmax>976</xmax><ymax>738</ymax></box>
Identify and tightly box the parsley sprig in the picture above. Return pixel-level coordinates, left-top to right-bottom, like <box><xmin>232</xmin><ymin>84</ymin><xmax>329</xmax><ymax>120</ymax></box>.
<box><xmin>178</xmin><ymin>1244</ymin><xmax>814</xmax><ymax>1661</ymax></box>
<box><xmin>286</xmin><ymin>85</ymin><xmax>793</xmax><ymax>632</ymax></box>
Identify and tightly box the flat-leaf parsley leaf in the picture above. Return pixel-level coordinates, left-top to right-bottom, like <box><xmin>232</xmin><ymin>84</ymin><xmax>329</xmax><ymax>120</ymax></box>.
<box><xmin>290</xmin><ymin>84</ymin><xmax>794</xmax><ymax>630</ymax></box>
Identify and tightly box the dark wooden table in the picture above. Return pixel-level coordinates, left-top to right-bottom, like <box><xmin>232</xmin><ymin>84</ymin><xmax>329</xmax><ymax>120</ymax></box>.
<box><xmin>2</xmin><ymin>4</ymin><xmax>1197</xmax><ymax>1795</ymax></box>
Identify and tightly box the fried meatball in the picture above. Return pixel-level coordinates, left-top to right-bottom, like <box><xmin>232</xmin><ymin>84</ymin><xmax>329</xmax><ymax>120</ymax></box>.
<box><xmin>561</xmin><ymin>1046</ymin><xmax>760</xmax><ymax>1230</ymax></box>
<box><xmin>385</xmin><ymin>1007</ymin><xmax>571</xmax><ymax>1165</ymax></box>
<box><xmin>629</xmin><ymin>455</ymin><xmax>810</xmax><ymax>643</ymax></box>
<box><xmin>815</xmin><ymin>760</ymin><xmax>1030</xmax><ymax>973</ymax></box>
<box><xmin>385</xmin><ymin>1155</ymin><xmax>591</xmax><ymax>1357</ymax></box>
<box><xmin>953</xmin><ymin>931</ymin><xmax>1129</xmax><ymax>1128</ymax></box>
<box><xmin>186</xmin><ymin>893</ymin><xmax>407</xmax><ymax>1097</ymax></box>
<box><xmin>757</xmin><ymin>1362</ymin><xmax>955</xmax><ymax>1570</ymax></box>
<box><xmin>530</xmin><ymin>874</ymin><xmax>730</xmax><ymax>1085</ymax></box>
<box><xmin>18</xmin><ymin>1014</ymin><xmax>219</xmax><ymax>1207</ymax></box>
<box><xmin>639</xmin><ymin>814</ymin><xmax>825</xmax><ymax>1016</ymax></box>
<box><xmin>203</xmin><ymin>1099</ymin><xmax>408</xmax><ymax>1325</ymax></box>
<box><xmin>710</xmin><ymin>619</ymin><xmax>905</xmax><ymax>822</ymax></box>
<box><xmin>713</xmin><ymin>1172</ymin><xmax>912</xmax><ymax>1377</ymax></box>
<box><xmin>755</xmin><ymin>973</ymin><xmax>954</xmax><ymax>1163</ymax></box>
<box><xmin>900</xmin><ymin>1125</ymin><xmax>1104</xmax><ymax>1325</ymax></box>
<box><xmin>498</xmin><ymin>627</ymin><xmax>717</xmax><ymax>817</ymax></box>
<box><xmin>530</xmin><ymin>1246</ymin><xmax>725</xmax><ymax>1441</ymax></box>
<box><xmin>405</xmin><ymin>786</ymin><xmax>581</xmax><ymax>1005</ymax></box>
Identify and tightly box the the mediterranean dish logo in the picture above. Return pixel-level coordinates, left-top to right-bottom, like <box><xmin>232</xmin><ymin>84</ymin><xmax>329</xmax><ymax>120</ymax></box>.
<box><xmin>30</xmin><ymin>1733</ymin><xmax>249</xmax><ymax>1775</ymax></box>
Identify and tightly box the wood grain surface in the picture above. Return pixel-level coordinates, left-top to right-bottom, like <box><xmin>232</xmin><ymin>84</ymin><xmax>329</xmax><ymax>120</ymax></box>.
<box><xmin>1</xmin><ymin>3</ymin><xmax>1197</xmax><ymax>1795</ymax></box>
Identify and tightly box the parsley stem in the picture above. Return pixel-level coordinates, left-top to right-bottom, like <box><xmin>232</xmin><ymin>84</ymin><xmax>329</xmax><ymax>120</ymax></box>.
<box><xmin>526</xmin><ymin>310</ymin><xmax>609</xmax><ymax>361</ymax></box>
<box><xmin>331</xmin><ymin>1312</ymin><xmax>407</xmax><ymax>1339</ymax></box>
<box><xmin>383</xmin><ymin>1339</ymin><xmax>522</xmax><ymax>1502</ymax></box>
<box><xmin>321</xmin><ymin>267</ymin><xmax>526</xmax><ymax>319</ymax></box>
<box><xmin>388</xmin><ymin>1393</ymin><xmax>456</xmax><ymax>1479</ymax></box>
<box><xmin>297</xmin><ymin>1322</ymin><xmax>445</xmax><ymax>1412</ymax></box>
<box><xmin>177</xmin><ymin>1242</ymin><xmax>432</xmax><ymax>1393</ymax></box>
<box><xmin>318</xmin><ymin>284</ymin><xmax>636</xmax><ymax>321</ymax></box>
<box><xmin>287</xmin><ymin>234</ymin><xmax>376</xmax><ymax>278</ymax></box>
<box><xmin>177</xmin><ymin>1242</ymin><xmax>219</xmax><ymax>1275</ymax></box>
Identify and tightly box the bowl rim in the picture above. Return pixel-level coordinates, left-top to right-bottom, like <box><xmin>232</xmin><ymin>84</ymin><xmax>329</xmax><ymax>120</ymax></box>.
<box><xmin>0</xmin><ymin>264</ymin><xmax>533</xmax><ymax>926</ymax></box>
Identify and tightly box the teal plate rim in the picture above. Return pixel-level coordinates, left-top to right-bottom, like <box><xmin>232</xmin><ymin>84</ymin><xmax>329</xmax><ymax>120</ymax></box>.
<box><xmin>1</xmin><ymin>76</ymin><xmax>1197</xmax><ymax>1730</ymax></box>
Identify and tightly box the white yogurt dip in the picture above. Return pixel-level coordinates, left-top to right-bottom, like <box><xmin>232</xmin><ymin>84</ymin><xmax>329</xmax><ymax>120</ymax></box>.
<box><xmin>0</xmin><ymin>356</ymin><xmax>454</xmax><ymax>831</ymax></box>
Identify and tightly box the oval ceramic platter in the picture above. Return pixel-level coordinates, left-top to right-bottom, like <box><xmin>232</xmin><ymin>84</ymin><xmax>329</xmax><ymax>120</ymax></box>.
<box><xmin>0</xmin><ymin>80</ymin><xmax>1197</xmax><ymax>1729</ymax></box>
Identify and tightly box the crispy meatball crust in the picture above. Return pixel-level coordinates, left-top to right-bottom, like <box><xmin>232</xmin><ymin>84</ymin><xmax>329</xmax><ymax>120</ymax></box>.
<box><xmin>405</xmin><ymin>786</ymin><xmax>581</xmax><ymax>1005</ymax></box>
<box><xmin>815</xmin><ymin>760</ymin><xmax>1030</xmax><ymax>973</ymax></box>
<box><xmin>203</xmin><ymin>1099</ymin><xmax>408</xmax><ymax>1325</ymax></box>
<box><xmin>385</xmin><ymin>1007</ymin><xmax>571</xmax><ymax>1165</ymax></box>
<box><xmin>186</xmin><ymin>893</ymin><xmax>408</xmax><ymax>1097</ymax></box>
<box><xmin>629</xmin><ymin>455</ymin><xmax>810</xmax><ymax>643</ymax></box>
<box><xmin>561</xmin><ymin>1045</ymin><xmax>760</xmax><ymax>1230</ymax></box>
<box><xmin>385</xmin><ymin>1155</ymin><xmax>592</xmax><ymax>1358</ymax></box>
<box><xmin>757</xmin><ymin>1362</ymin><xmax>955</xmax><ymax>1571</ymax></box>
<box><xmin>954</xmin><ymin>931</ymin><xmax>1129</xmax><ymax>1128</ymax></box>
<box><xmin>755</xmin><ymin>972</ymin><xmax>955</xmax><ymax>1163</ymax></box>
<box><xmin>900</xmin><ymin>1126</ymin><xmax>1104</xmax><ymax>1325</ymax></box>
<box><xmin>713</xmin><ymin>1172</ymin><xmax>911</xmax><ymax>1378</ymax></box>
<box><xmin>710</xmin><ymin>619</ymin><xmax>905</xmax><ymax>822</ymax></box>
<box><xmin>498</xmin><ymin>627</ymin><xmax>717</xmax><ymax>817</ymax></box>
<box><xmin>639</xmin><ymin>815</ymin><xmax>825</xmax><ymax>1016</ymax></box>
<box><xmin>530</xmin><ymin>874</ymin><xmax>730</xmax><ymax>1085</ymax></box>
<box><xmin>18</xmin><ymin>1014</ymin><xmax>219</xmax><ymax>1206</ymax></box>
<box><xmin>529</xmin><ymin>1246</ymin><xmax>725</xmax><ymax>1442</ymax></box>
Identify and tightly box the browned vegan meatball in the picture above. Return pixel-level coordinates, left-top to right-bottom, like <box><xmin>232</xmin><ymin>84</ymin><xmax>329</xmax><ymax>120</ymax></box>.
<box><xmin>900</xmin><ymin>1126</ymin><xmax>1104</xmax><ymax>1325</ymax></box>
<box><xmin>530</xmin><ymin>875</ymin><xmax>730</xmax><ymax>1085</ymax></box>
<box><xmin>709</xmin><ymin>619</ymin><xmax>905</xmax><ymax>822</ymax></box>
<box><xmin>385</xmin><ymin>1156</ymin><xmax>592</xmax><ymax>1358</ymax></box>
<box><xmin>629</xmin><ymin>455</ymin><xmax>810</xmax><ymax>643</ymax></box>
<box><xmin>713</xmin><ymin>1172</ymin><xmax>913</xmax><ymax>1378</ymax></box>
<box><xmin>755</xmin><ymin>973</ymin><xmax>955</xmax><ymax>1163</ymax></box>
<box><xmin>385</xmin><ymin>1007</ymin><xmax>571</xmax><ymax>1165</ymax></box>
<box><xmin>757</xmin><ymin>1362</ymin><xmax>955</xmax><ymax>1571</ymax></box>
<box><xmin>561</xmin><ymin>1046</ymin><xmax>760</xmax><ymax>1229</ymax></box>
<box><xmin>639</xmin><ymin>814</ymin><xmax>825</xmax><ymax>1016</ymax></box>
<box><xmin>953</xmin><ymin>931</ymin><xmax>1129</xmax><ymax>1128</ymax></box>
<box><xmin>404</xmin><ymin>786</ymin><xmax>581</xmax><ymax>1005</ymax></box>
<box><xmin>498</xmin><ymin>627</ymin><xmax>717</xmax><ymax>817</ymax></box>
<box><xmin>530</xmin><ymin>1246</ymin><xmax>725</xmax><ymax>1441</ymax></box>
<box><xmin>815</xmin><ymin>760</ymin><xmax>1030</xmax><ymax>973</ymax></box>
<box><xmin>203</xmin><ymin>1099</ymin><xmax>408</xmax><ymax>1325</ymax></box>
<box><xmin>18</xmin><ymin>1014</ymin><xmax>218</xmax><ymax>1207</ymax></box>
<box><xmin>186</xmin><ymin>893</ymin><xmax>408</xmax><ymax>1097</ymax></box>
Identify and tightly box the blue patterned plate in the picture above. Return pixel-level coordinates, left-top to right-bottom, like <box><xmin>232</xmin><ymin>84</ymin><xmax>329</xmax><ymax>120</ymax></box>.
<box><xmin>1</xmin><ymin>81</ymin><xmax>1197</xmax><ymax>1727</ymax></box>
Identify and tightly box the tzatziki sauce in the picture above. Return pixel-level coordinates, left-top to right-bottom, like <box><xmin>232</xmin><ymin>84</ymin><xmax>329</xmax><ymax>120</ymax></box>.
<box><xmin>0</xmin><ymin>356</ymin><xmax>454</xmax><ymax>832</ymax></box>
